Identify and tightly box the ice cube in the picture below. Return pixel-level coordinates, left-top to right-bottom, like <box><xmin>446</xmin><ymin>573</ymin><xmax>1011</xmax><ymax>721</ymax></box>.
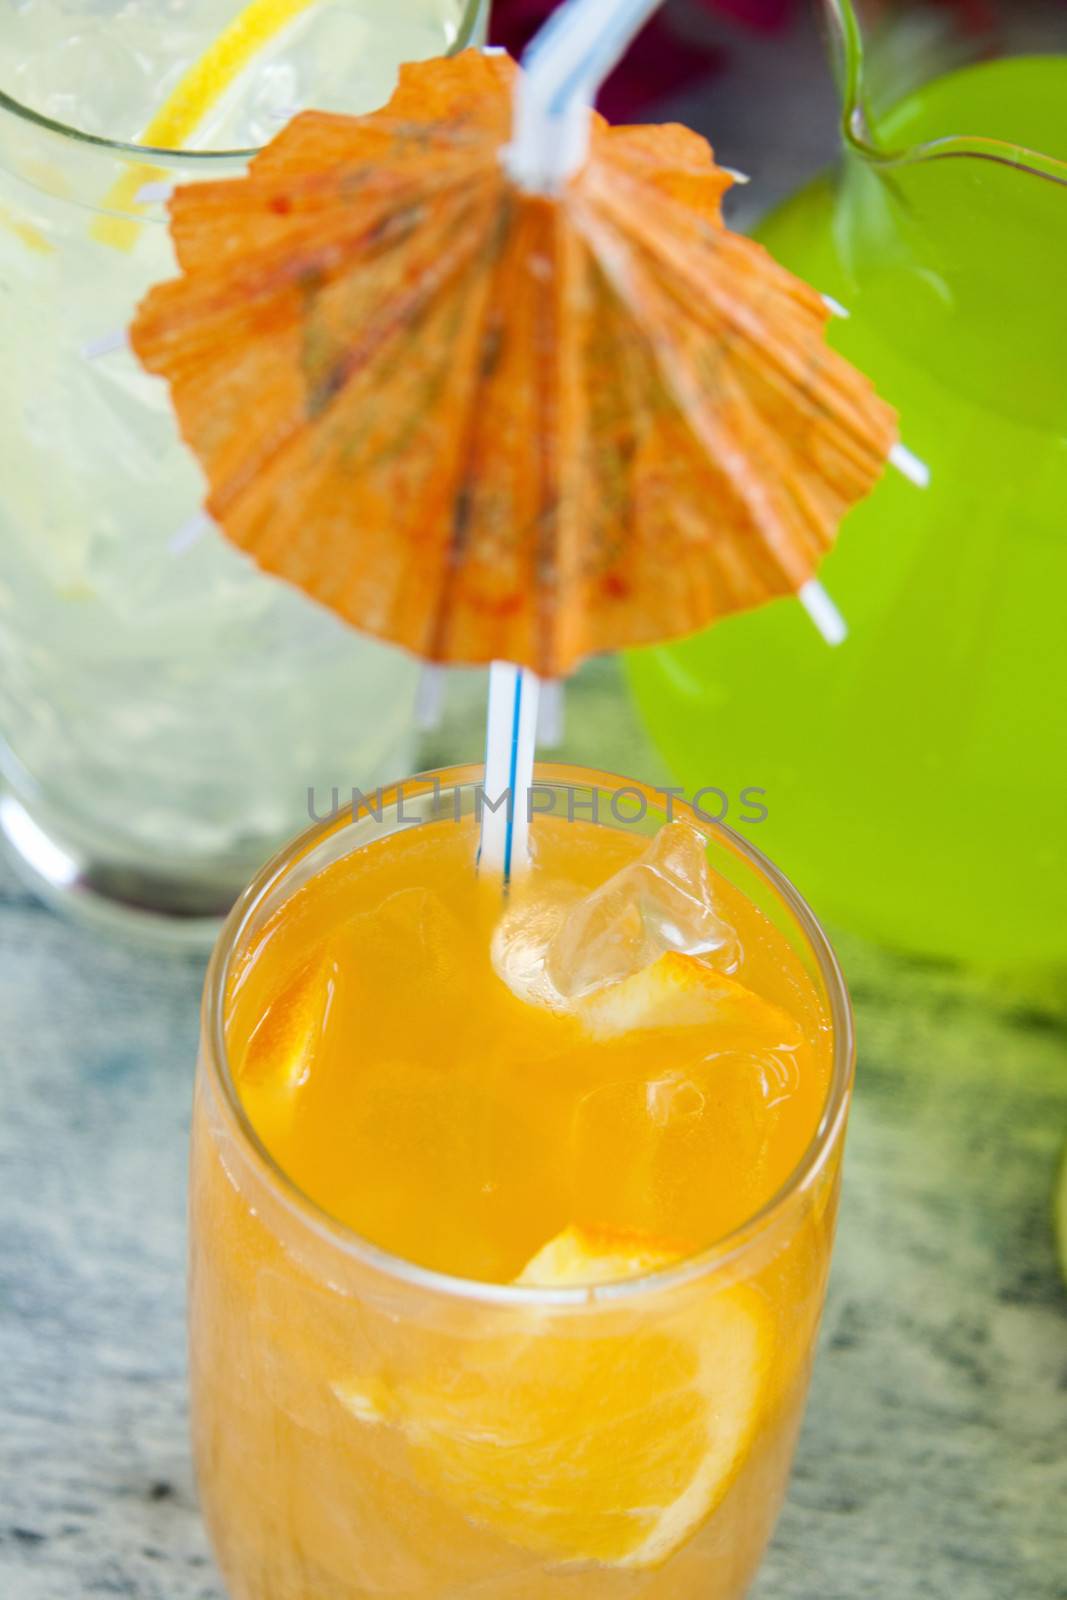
<box><xmin>488</xmin><ymin>884</ymin><xmax>579</xmax><ymax>1011</ymax></box>
<box><xmin>548</xmin><ymin>822</ymin><xmax>739</xmax><ymax>999</ymax></box>
<box><xmin>492</xmin><ymin>822</ymin><xmax>738</xmax><ymax>1010</ymax></box>
<box><xmin>237</xmin><ymin>888</ymin><xmax>467</xmax><ymax>1094</ymax></box>
<box><xmin>568</xmin><ymin>1052</ymin><xmax>796</xmax><ymax>1241</ymax></box>
<box><xmin>14</xmin><ymin>26</ymin><xmax>154</xmax><ymax>140</ymax></box>
<box><xmin>331</xmin><ymin>887</ymin><xmax>470</xmax><ymax>1032</ymax></box>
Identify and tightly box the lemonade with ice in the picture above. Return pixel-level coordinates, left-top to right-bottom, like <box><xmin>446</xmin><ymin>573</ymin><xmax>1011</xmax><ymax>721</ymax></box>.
<box><xmin>0</xmin><ymin>0</ymin><xmax>478</xmax><ymax>925</ymax></box>
<box><xmin>191</xmin><ymin>770</ymin><xmax>850</xmax><ymax>1597</ymax></box>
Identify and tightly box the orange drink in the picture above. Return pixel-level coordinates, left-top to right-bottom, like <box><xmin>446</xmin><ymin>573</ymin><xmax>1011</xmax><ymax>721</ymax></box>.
<box><xmin>190</xmin><ymin>765</ymin><xmax>853</xmax><ymax>1599</ymax></box>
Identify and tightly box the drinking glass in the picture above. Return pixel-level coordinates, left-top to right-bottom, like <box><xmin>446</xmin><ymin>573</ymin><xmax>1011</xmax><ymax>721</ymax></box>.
<box><xmin>0</xmin><ymin>0</ymin><xmax>485</xmax><ymax>944</ymax></box>
<box><xmin>190</xmin><ymin>763</ymin><xmax>855</xmax><ymax>1599</ymax></box>
<box><xmin>630</xmin><ymin>0</ymin><xmax>1067</xmax><ymax>964</ymax></box>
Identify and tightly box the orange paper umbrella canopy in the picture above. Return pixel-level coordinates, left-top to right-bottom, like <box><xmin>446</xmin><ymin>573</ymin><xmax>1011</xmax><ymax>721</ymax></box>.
<box><xmin>132</xmin><ymin>49</ymin><xmax>897</xmax><ymax>677</ymax></box>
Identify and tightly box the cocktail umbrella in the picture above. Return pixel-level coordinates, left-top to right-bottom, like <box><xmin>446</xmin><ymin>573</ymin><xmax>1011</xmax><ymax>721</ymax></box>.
<box><xmin>130</xmin><ymin>0</ymin><xmax>904</xmax><ymax>875</ymax></box>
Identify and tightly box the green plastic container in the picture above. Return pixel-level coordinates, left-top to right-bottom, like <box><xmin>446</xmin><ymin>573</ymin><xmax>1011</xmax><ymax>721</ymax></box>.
<box><xmin>629</xmin><ymin>7</ymin><xmax>1067</xmax><ymax>964</ymax></box>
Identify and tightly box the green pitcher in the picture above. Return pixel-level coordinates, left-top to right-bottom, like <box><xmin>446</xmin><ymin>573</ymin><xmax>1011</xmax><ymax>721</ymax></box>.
<box><xmin>629</xmin><ymin>0</ymin><xmax>1067</xmax><ymax>965</ymax></box>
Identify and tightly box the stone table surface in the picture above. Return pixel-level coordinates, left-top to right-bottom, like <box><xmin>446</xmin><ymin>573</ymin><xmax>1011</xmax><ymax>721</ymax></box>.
<box><xmin>2</xmin><ymin>661</ymin><xmax>1066</xmax><ymax>1600</ymax></box>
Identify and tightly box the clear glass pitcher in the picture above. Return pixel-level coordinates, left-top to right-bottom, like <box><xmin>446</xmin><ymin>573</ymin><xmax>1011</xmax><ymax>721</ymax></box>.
<box><xmin>631</xmin><ymin>0</ymin><xmax>1067</xmax><ymax>965</ymax></box>
<box><xmin>0</xmin><ymin>0</ymin><xmax>486</xmax><ymax>946</ymax></box>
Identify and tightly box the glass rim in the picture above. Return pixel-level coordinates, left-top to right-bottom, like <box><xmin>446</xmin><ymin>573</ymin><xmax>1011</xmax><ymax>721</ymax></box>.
<box><xmin>0</xmin><ymin>0</ymin><xmax>488</xmax><ymax>163</ymax></box>
<box><xmin>202</xmin><ymin>760</ymin><xmax>856</xmax><ymax>1309</ymax></box>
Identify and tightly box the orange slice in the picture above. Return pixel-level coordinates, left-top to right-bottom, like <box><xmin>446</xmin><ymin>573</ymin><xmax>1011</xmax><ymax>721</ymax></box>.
<box><xmin>234</xmin><ymin>946</ymin><xmax>334</xmax><ymax>1135</ymax></box>
<box><xmin>575</xmin><ymin>951</ymin><xmax>803</xmax><ymax>1048</ymax></box>
<box><xmin>515</xmin><ymin>1224</ymin><xmax>683</xmax><ymax>1287</ymax></box>
<box><xmin>334</xmin><ymin>1225</ymin><xmax>767</xmax><ymax>1569</ymax></box>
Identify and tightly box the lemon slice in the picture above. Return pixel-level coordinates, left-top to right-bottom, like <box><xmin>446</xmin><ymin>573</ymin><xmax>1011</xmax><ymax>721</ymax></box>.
<box><xmin>0</xmin><ymin>203</ymin><xmax>53</xmax><ymax>255</ymax></box>
<box><xmin>334</xmin><ymin>1225</ymin><xmax>767</xmax><ymax>1569</ymax></box>
<box><xmin>94</xmin><ymin>0</ymin><xmax>317</xmax><ymax>249</ymax></box>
